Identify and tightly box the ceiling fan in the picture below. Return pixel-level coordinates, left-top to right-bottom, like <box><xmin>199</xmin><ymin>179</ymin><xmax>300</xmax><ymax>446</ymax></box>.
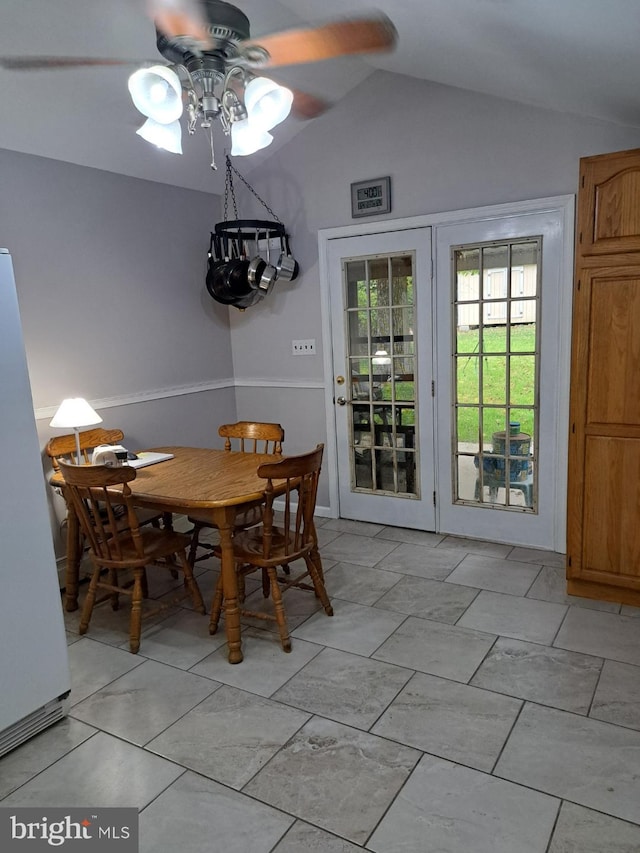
<box><xmin>0</xmin><ymin>0</ymin><xmax>397</xmax><ymax>167</ymax></box>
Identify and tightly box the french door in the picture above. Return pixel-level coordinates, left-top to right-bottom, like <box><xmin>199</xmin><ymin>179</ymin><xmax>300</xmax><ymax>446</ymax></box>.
<box><xmin>327</xmin><ymin>228</ymin><xmax>435</xmax><ymax>530</ymax></box>
<box><xmin>322</xmin><ymin>197</ymin><xmax>572</xmax><ymax>549</ymax></box>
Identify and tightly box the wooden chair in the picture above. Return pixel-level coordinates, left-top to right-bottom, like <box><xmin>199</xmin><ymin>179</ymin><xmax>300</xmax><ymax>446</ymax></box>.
<box><xmin>46</xmin><ymin>427</ymin><xmax>166</xmax><ymax>528</ymax></box>
<box><xmin>58</xmin><ymin>461</ymin><xmax>205</xmax><ymax>653</ymax></box>
<box><xmin>208</xmin><ymin>444</ymin><xmax>333</xmax><ymax>652</ymax></box>
<box><xmin>187</xmin><ymin>421</ymin><xmax>284</xmax><ymax>568</ymax></box>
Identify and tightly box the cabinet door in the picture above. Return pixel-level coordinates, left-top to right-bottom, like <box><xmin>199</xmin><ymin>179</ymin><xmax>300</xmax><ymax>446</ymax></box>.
<box><xmin>567</xmin><ymin>264</ymin><xmax>640</xmax><ymax>596</ymax></box>
<box><xmin>578</xmin><ymin>147</ymin><xmax>640</xmax><ymax>258</ymax></box>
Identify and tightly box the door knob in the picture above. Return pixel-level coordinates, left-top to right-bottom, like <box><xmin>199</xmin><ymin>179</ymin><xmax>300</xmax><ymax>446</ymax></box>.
<box><xmin>336</xmin><ymin>397</ymin><xmax>347</xmax><ymax>406</ymax></box>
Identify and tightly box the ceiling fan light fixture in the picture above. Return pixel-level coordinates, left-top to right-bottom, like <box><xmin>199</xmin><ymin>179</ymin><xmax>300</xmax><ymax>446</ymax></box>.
<box><xmin>230</xmin><ymin>119</ymin><xmax>273</xmax><ymax>156</ymax></box>
<box><xmin>128</xmin><ymin>64</ymin><xmax>183</xmax><ymax>123</ymax></box>
<box><xmin>244</xmin><ymin>76</ymin><xmax>293</xmax><ymax>131</ymax></box>
<box><xmin>136</xmin><ymin>117</ymin><xmax>183</xmax><ymax>154</ymax></box>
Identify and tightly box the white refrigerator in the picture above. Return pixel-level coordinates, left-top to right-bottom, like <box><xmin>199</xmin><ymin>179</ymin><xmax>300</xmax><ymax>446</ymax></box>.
<box><xmin>0</xmin><ymin>248</ymin><xmax>71</xmax><ymax>757</ymax></box>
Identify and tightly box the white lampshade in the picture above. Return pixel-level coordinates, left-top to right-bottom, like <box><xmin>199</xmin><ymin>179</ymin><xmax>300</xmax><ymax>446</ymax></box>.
<box><xmin>50</xmin><ymin>398</ymin><xmax>102</xmax><ymax>429</ymax></box>
<box><xmin>244</xmin><ymin>76</ymin><xmax>293</xmax><ymax>131</ymax></box>
<box><xmin>50</xmin><ymin>398</ymin><xmax>103</xmax><ymax>464</ymax></box>
<box><xmin>128</xmin><ymin>65</ymin><xmax>183</xmax><ymax>124</ymax></box>
<box><xmin>230</xmin><ymin>119</ymin><xmax>273</xmax><ymax>156</ymax></box>
<box><xmin>136</xmin><ymin>118</ymin><xmax>183</xmax><ymax>154</ymax></box>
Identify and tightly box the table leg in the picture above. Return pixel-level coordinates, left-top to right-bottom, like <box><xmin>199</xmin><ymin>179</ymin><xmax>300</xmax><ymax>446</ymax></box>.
<box><xmin>64</xmin><ymin>498</ymin><xmax>82</xmax><ymax>612</ymax></box>
<box><xmin>216</xmin><ymin>511</ymin><xmax>243</xmax><ymax>664</ymax></box>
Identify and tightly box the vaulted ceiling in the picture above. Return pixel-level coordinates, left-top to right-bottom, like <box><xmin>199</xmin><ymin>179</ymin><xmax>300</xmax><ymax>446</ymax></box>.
<box><xmin>1</xmin><ymin>0</ymin><xmax>639</xmax><ymax>194</ymax></box>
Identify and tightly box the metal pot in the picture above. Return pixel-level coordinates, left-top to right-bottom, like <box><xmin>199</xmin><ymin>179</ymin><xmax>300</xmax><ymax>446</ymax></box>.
<box><xmin>275</xmin><ymin>253</ymin><xmax>299</xmax><ymax>282</ymax></box>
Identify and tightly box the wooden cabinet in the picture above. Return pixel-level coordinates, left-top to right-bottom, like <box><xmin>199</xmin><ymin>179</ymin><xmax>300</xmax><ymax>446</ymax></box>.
<box><xmin>568</xmin><ymin>147</ymin><xmax>640</xmax><ymax>605</ymax></box>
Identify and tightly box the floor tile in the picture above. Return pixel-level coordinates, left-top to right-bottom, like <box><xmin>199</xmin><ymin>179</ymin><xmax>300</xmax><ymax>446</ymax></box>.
<box><xmin>131</xmin><ymin>608</ymin><xmax>227</xmax><ymax>669</ymax></box>
<box><xmin>367</xmin><ymin>754</ymin><xmax>559</xmax><ymax>853</ymax></box>
<box><xmin>292</xmin><ymin>599</ymin><xmax>406</xmax><ymax>657</ymax></box>
<box><xmin>63</xmin><ymin>592</ymin><xmax>178</xmax><ymax>648</ymax></box>
<box><xmin>471</xmin><ymin>637</ymin><xmax>602</xmax><ymax>714</ymax></box>
<box><xmin>66</xmin><ymin>637</ymin><xmax>143</xmax><ymax>705</ymax></box>
<box><xmin>271</xmin><ymin>647</ymin><xmax>413</xmax><ymax>730</ymax></box>
<box><xmin>322</xmin><ymin>518</ymin><xmax>385</xmax><ymax>537</ymax></box>
<box><xmin>372</xmin><ymin>615</ymin><xmax>496</xmax><ymax>681</ymax></box>
<box><xmin>70</xmin><ymin>659</ymin><xmax>220</xmax><ymax>745</ymax></box>
<box><xmin>0</xmin><ymin>718</ymin><xmax>96</xmax><ymax>800</ymax></box>
<box><xmin>508</xmin><ymin>546</ymin><xmax>566</xmax><ymax>569</ymax></box>
<box><xmin>526</xmin><ymin>566</ymin><xmax>620</xmax><ymax>612</ymax></box>
<box><xmin>375</xmin><ymin>526</ymin><xmax>445</xmax><ymax>547</ymax></box>
<box><xmin>589</xmin><ymin>659</ymin><xmax>640</xmax><ymax>730</ymax></box>
<box><xmin>315</xmin><ymin>527</ymin><xmax>344</xmax><ymax>548</ymax></box>
<box><xmin>495</xmin><ymin>702</ymin><xmax>640</xmax><ymax>825</ymax></box>
<box><xmin>548</xmin><ymin>801</ymin><xmax>640</xmax><ymax>852</ymax></box>
<box><xmin>139</xmin><ymin>771</ymin><xmax>293</xmax><ymax>853</ymax></box>
<box><xmin>445</xmin><ymin>553</ymin><xmax>541</xmax><ymax>596</ymax></box>
<box><xmin>1</xmin><ymin>732</ymin><xmax>184</xmax><ymax>808</ymax></box>
<box><xmin>372</xmin><ymin>672</ymin><xmax>522</xmax><ymax>772</ymax></box>
<box><xmin>436</xmin><ymin>536</ymin><xmax>513</xmax><ymax>558</ymax></box>
<box><xmin>554</xmin><ymin>607</ymin><xmax>640</xmax><ymax>666</ymax></box>
<box><xmin>319</xmin><ymin>533</ymin><xmax>399</xmax><ymax>567</ymax></box>
<box><xmin>243</xmin><ymin>716</ymin><xmax>420</xmax><ymax>845</ymax></box>
<box><xmin>272</xmin><ymin>820</ymin><xmax>364</xmax><ymax>852</ymax></box>
<box><xmin>190</xmin><ymin>626</ymin><xmax>322</xmax><ymax>697</ymax></box>
<box><xmin>323</xmin><ymin>562</ymin><xmax>402</xmax><ymax>606</ymax></box>
<box><xmin>374</xmin><ymin>542</ymin><xmax>464</xmax><ymax>580</ymax></box>
<box><xmin>373</xmin><ymin>575</ymin><xmax>479</xmax><ymax>623</ymax></box>
<box><xmin>457</xmin><ymin>590</ymin><xmax>567</xmax><ymax>645</ymax></box>
<box><xmin>146</xmin><ymin>684</ymin><xmax>310</xmax><ymax>789</ymax></box>
<box><xmin>620</xmin><ymin>603</ymin><xmax>640</xmax><ymax>618</ymax></box>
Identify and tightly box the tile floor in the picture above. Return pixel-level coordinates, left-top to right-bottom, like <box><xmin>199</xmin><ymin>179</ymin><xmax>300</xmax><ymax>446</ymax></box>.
<box><xmin>3</xmin><ymin>517</ymin><xmax>640</xmax><ymax>852</ymax></box>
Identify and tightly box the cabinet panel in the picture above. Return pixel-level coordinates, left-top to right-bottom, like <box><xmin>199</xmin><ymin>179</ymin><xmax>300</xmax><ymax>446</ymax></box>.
<box><xmin>587</xmin><ymin>273</ymin><xmax>640</xmax><ymax>425</ymax></box>
<box><xmin>582</xmin><ymin>436</ymin><xmax>640</xmax><ymax>584</ymax></box>
<box><xmin>579</xmin><ymin>148</ymin><xmax>640</xmax><ymax>257</ymax></box>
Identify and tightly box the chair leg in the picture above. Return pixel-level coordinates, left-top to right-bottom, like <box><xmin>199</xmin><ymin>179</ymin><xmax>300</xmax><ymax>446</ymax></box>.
<box><xmin>109</xmin><ymin>568</ymin><xmax>120</xmax><ymax>610</ymax></box>
<box><xmin>177</xmin><ymin>550</ymin><xmax>205</xmax><ymax>614</ymax></box>
<box><xmin>304</xmin><ymin>552</ymin><xmax>333</xmax><ymax>616</ymax></box>
<box><xmin>208</xmin><ymin>573</ymin><xmax>224</xmax><ymax>635</ymax></box>
<box><xmin>129</xmin><ymin>568</ymin><xmax>145</xmax><ymax>654</ymax></box>
<box><xmin>268</xmin><ymin>566</ymin><xmax>291</xmax><ymax>652</ymax></box>
<box><xmin>188</xmin><ymin>522</ymin><xmax>203</xmax><ymax>569</ymax></box>
<box><xmin>79</xmin><ymin>566</ymin><xmax>101</xmax><ymax>635</ymax></box>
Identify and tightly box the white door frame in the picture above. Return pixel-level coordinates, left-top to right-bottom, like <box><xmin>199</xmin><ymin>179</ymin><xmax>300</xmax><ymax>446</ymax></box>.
<box><xmin>318</xmin><ymin>195</ymin><xmax>574</xmax><ymax>550</ymax></box>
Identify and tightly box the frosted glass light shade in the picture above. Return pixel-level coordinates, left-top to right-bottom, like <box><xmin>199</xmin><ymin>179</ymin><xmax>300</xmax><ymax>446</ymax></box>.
<box><xmin>244</xmin><ymin>77</ymin><xmax>293</xmax><ymax>131</ymax></box>
<box><xmin>49</xmin><ymin>398</ymin><xmax>102</xmax><ymax>429</ymax></box>
<box><xmin>372</xmin><ymin>349</ymin><xmax>392</xmax><ymax>365</ymax></box>
<box><xmin>136</xmin><ymin>118</ymin><xmax>183</xmax><ymax>154</ymax></box>
<box><xmin>128</xmin><ymin>65</ymin><xmax>183</xmax><ymax>123</ymax></box>
<box><xmin>230</xmin><ymin>119</ymin><xmax>273</xmax><ymax>156</ymax></box>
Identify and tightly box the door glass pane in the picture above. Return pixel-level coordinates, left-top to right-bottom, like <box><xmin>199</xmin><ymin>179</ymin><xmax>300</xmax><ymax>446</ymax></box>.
<box><xmin>452</xmin><ymin>238</ymin><xmax>540</xmax><ymax>511</ymax></box>
<box><xmin>344</xmin><ymin>252</ymin><xmax>419</xmax><ymax>497</ymax></box>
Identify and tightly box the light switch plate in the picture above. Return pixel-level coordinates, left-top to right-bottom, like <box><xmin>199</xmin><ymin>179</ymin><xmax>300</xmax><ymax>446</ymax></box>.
<box><xmin>292</xmin><ymin>339</ymin><xmax>316</xmax><ymax>355</ymax></box>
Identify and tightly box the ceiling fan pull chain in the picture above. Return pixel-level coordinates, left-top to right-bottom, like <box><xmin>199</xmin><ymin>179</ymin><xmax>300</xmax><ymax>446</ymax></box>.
<box><xmin>209</xmin><ymin>125</ymin><xmax>217</xmax><ymax>171</ymax></box>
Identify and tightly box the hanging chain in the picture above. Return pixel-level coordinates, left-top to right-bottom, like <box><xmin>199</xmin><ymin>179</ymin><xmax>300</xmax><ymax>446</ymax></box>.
<box><xmin>224</xmin><ymin>155</ymin><xmax>283</xmax><ymax>224</ymax></box>
<box><xmin>223</xmin><ymin>155</ymin><xmax>239</xmax><ymax>222</ymax></box>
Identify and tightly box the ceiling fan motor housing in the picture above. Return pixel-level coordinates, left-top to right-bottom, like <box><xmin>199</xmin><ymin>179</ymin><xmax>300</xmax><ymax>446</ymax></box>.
<box><xmin>155</xmin><ymin>0</ymin><xmax>251</xmax><ymax>64</ymax></box>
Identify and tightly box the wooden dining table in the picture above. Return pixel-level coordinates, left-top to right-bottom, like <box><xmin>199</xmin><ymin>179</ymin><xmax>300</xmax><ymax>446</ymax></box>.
<box><xmin>54</xmin><ymin>446</ymin><xmax>287</xmax><ymax>664</ymax></box>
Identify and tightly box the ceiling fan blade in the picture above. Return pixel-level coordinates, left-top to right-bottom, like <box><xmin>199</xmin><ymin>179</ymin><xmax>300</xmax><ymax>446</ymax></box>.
<box><xmin>243</xmin><ymin>14</ymin><xmax>397</xmax><ymax>68</ymax></box>
<box><xmin>289</xmin><ymin>88</ymin><xmax>329</xmax><ymax>120</ymax></box>
<box><xmin>147</xmin><ymin>0</ymin><xmax>212</xmax><ymax>49</ymax></box>
<box><xmin>0</xmin><ymin>57</ymin><xmax>138</xmax><ymax>71</ymax></box>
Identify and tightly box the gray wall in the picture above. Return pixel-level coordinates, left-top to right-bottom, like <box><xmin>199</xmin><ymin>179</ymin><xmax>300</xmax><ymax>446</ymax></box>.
<box><xmin>0</xmin><ymin>148</ymin><xmax>236</xmax><ymax>552</ymax></box>
<box><xmin>228</xmin><ymin>70</ymin><xmax>640</xmax><ymax>508</ymax></box>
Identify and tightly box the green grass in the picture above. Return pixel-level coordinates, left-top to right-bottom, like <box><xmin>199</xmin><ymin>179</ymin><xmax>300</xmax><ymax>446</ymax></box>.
<box><xmin>456</xmin><ymin>324</ymin><xmax>536</xmax><ymax>443</ymax></box>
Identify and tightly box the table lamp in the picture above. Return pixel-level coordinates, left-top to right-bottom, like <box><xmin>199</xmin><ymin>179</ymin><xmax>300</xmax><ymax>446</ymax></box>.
<box><xmin>49</xmin><ymin>398</ymin><xmax>103</xmax><ymax>464</ymax></box>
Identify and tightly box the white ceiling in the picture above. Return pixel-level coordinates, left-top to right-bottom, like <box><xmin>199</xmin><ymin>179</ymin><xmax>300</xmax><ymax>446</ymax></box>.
<box><xmin>1</xmin><ymin>0</ymin><xmax>639</xmax><ymax>195</ymax></box>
